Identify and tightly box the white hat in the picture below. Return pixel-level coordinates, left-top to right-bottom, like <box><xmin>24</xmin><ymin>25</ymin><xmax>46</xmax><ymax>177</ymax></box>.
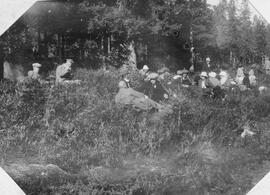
<box><xmin>209</xmin><ymin>72</ymin><xmax>217</xmax><ymax>77</ymax></box>
<box><xmin>200</xmin><ymin>72</ymin><xmax>208</xmax><ymax>77</ymax></box>
<box><xmin>146</xmin><ymin>73</ymin><xmax>159</xmax><ymax>80</ymax></box>
<box><xmin>32</xmin><ymin>63</ymin><xmax>42</xmax><ymax>68</ymax></box>
<box><xmin>177</xmin><ymin>69</ymin><xmax>189</xmax><ymax>75</ymax></box>
<box><xmin>142</xmin><ymin>65</ymin><xmax>149</xmax><ymax>71</ymax></box>
<box><xmin>66</xmin><ymin>59</ymin><xmax>74</xmax><ymax>64</ymax></box>
<box><xmin>206</xmin><ymin>57</ymin><xmax>211</xmax><ymax>62</ymax></box>
<box><xmin>219</xmin><ymin>71</ymin><xmax>227</xmax><ymax>77</ymax></box>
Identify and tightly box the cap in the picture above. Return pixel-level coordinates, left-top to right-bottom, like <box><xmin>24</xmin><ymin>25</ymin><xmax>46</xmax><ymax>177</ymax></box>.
<box><xmin>66</xmin><ymin>59</ymin><xmax>74</xmax><ymax>64</ymax></box>
<box><xmin>200</xmin><ymin>72</ymin><xmax>208</xmax><ymax>77</ymax></box>
<box><xmin>32</xmin><ymin>63</ymin><xmax>42</xmax><ymax>68</ymax></box>
<box><xmin>209</xmin><ymin>72</ymin><xmax>217</xmax><ymax>77</ymax></box>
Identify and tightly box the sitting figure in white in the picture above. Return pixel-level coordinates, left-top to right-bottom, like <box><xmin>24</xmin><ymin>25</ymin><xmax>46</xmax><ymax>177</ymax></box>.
<box><xmin>235</xmin><ymin>66</ymin><xmax>244</xmax><ymax>85</ymax></box>
<box><xmin>28</xmin><ymin>63</ymin><xmax>42</xmax><ymax>80</ymax></box>
<box><xmin>55</xmin><ymin>59</ymin><xmax>80</xmax><ymax>84</ymax></box>
<box><xmin>249</xmin><ymin>69</ymin><xmax>256</xmax><ymax>87</ymax></box>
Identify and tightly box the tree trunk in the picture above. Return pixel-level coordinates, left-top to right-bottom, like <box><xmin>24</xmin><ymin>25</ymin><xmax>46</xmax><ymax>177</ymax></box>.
<box><xmin>57</xmin><ymin>33</ymin><xmax>62</xmax><ymax>62</ymax></box>
<box><xmin>101</xmin><ymin>36</ymin><xmax>105</xmax><ymax>68</ymax></box>
<box><xmin>61</xmin><ymin>34</ymin><xmax>65</xmax><ymax>61</ymax></box>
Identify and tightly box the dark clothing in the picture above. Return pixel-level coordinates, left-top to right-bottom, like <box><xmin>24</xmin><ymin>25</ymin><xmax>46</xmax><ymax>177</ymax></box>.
<box><xmin>60</xmin><ymin>71</ymin><xmax>73</xmax><ymax>81</ymax></box>
<box><xmin>212</xmin><ymin>86</ymin><xmax>225</xmax><ymax>99</ymax></box>
<box><xmin>137</xmin><ymin>81</ymin><xmax>169</xmax><ymax>102</ymax></box>
<box><xmin>243</xmin><ymin>76</ymin><xmax>250</xmax><ymax>88</ymax></box>
<box><xmin>182</xmin><ymin>77</ymin><xmax>192</xmax><ymax>86</ymax></box>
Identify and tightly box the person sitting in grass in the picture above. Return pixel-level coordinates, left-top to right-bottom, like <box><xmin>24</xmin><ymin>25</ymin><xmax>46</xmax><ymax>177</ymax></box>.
<box><xmin>219</xmin><ymin>71</ymin><xmax>230</xmax><ymax>89</ymax></box>
<box><xmin>137</xmin><ymin>76</ymin><xmax>169</xmax><ymax>102</ymax></box>
<box><xmin>208</xmin><ymin>71</ymin><xmax>225</xmax><ymax>99</ymax></box>
<box><xmin>208</xmin><ymin>72</ymin><xmax>221</xmax><ymax>88</ymax></box>
<box><xmin>28</xmin><ymin>63</ymin><xmax>42</xmax><ymax>80</ymax></box>
<box><xmin>236</xmin><ymin>65</ymin><xmax>245</xmax><ymax>85</ymax></box>
<box><xmin>199</xmin><ymin>71</ymin><xmax>214</xmax><ymax>98</ymax></box>
<box><xmin>243</xmin><ymin>72</ymin><xmax>250</xmax><ymax>91</ymax></box>
<box><xmin>180</xmin><ymin>69</ymin><xmax>192</xmax><ymax>87</ymax></box>
<box><xmin>139</xmin><ymin>65</ymin><xmax>150</xmax><ymax>77</ymax></box>
<box><xmin>249</xmin><ymin>69</ymin><xmax>257</xmax><ymax>87</ymax></box>
<box><xmin>55</xmin><ymin>59</ymin><xmax>80</xmax><ymax>84</ymax></box>
<box><xmin>158</xmin><ymin>67</ymin><xmax>170</xmax><ymax>80</ymax></box>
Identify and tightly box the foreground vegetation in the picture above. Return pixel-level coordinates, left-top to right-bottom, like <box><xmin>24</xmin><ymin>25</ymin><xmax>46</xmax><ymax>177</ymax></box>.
<box><xmin>1</xmin><ymin>68</ymin><xmax>270</xmax><ymax>195</ymax></box>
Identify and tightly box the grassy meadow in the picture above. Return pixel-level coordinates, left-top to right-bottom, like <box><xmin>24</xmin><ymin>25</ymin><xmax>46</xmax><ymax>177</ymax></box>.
<box><xmin>1</xmin><ymin>67</ymin><xmax>270</xmax><ymax>194</ymax></box>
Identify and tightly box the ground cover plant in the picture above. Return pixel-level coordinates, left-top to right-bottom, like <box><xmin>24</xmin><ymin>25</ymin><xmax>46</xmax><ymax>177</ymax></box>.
<box><xmin>1</xmin><ymin>68</ymin><xmax>270</xmax><ymax>195</ymax></box>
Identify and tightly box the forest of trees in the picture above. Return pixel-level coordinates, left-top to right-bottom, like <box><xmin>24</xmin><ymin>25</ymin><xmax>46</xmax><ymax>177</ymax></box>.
<box><xmin>1</xmin><ymin>0</ymin><xmax>270</xmax><ymax>72</ymax></box>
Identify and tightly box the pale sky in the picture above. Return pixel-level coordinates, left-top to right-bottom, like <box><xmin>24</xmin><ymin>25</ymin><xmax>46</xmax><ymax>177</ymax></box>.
<box><xmin>1</xmin><ymin>0</ymin><xmax>270</xmax><ymax>37</ymax></box>
<box><xmin>0</xmin><ymin>0</ymin><xmax>37</xmax><ymax>36</ymax></box>
<box><xmin>208</xmin><ymin>0</ymin><xmax>270</xmax><ymax>23</ymax></box>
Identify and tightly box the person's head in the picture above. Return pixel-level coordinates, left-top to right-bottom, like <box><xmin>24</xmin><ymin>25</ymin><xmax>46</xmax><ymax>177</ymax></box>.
<box><xmin>200</xmin><ymin>72</ymin><xmax>208</xmax><ymax>80</ymax></box>
<box><xmin>182</xmin><ymin>69</ymin><xmax>189</xmax><ymax>78</ymax></box>
<box><xmin>65</xmin><ymin>59</ymin><xmax>74</xmax><ymax>71</ymax></box>
<box><xmin>206</xmin><ymin>57</ymin><xmax>211</xmax><ymax>63</ymax></box>
<box><xmin>150</xmin><ymin>79</ymin><xmax>156</xmax><ymax>84</ymax></box>
<box><xmin>32</xmin><ymin>63</ymin><xmax>42</xmax><ymax>72</ymax></box>
<box><xmin>182</xmin><ymin>73</ymin><xmax>188</xmax><ymax>78</ymax></box>
<box><xmin>142</xmin><ymin>65</ymin><xmax>149</xmax><ymax>72</ymax></box>
<box><xmin>66</xmin><ymin>59</ymin><xmax>74</xmax><ymax>66</ymax></box>
<box><xmin>118</xmin><ymin>80</ymin><xmax>128</xmax><ymax>89</ymax></box>
<box><xmin>177</xmin><ymin>70</ymin><xmax>182</xmax><ymax>75</ymax></box>
<box><xmin>209</xmin><ymin>72</ymin><xmax>217</xmax><ymax>78</ymax></box>
<box><xmin>219</xmin><ymin>71</ymin><xmax>228</xmax><ymax>78</ymax></box>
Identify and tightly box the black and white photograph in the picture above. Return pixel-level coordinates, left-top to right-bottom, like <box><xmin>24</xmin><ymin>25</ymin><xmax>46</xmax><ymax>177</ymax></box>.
<box><xmin>1</xmin><ymin>0</ymin><xmax>270</xmax><ymax>194</ymax></box>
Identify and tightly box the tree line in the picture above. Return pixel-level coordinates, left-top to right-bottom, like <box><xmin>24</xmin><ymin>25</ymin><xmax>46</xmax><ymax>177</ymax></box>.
<box><xmin>1</xmin><ymin>0</ymin><xmax>270</xmax><ymax>75</ymax></box>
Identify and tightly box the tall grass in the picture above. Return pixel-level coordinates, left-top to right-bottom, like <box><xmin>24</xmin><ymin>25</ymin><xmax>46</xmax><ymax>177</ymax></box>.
<box><xmin>1</xmin><ymin>69</ymin><xmax>270</xmax><ymax>194</ymax></box>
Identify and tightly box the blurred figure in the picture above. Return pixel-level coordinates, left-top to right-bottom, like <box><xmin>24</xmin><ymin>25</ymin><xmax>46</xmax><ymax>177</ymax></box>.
<box><xmin>208</xmin><ymin>72</ymin><xmax>225</xmax><ymax>99</ymax></box>
<box><xmin>219</xmin><ymin>71</ymin><xmax>229</xmax><ymax>87</ymax></box>
<box><xmin>28</xmin><ymin>63</ymin><xmax>42</xmax><ymax>80</ymax></box>
<box><xmin>120</xmin><ymin>72</ymin><xmax>131</xmax><ymax>88</ymax></box>
<box><xmin>199</xmin><ymin>72</ymin><xmax>209</xmax><ymax>89</ymax></box>
<box><xmin>3</xmin><ymin>61</ymin><xmax>25</xmax><ymax>82</ymax></box>
<box><xmin>242</xmin><ymin>71</ymin><xmax>251</xmax><ymax>90</ymax></box>
<box><xmin>236</xmin><ymin>66</ymin><xmax>245</xmax><ymax>85</ymax></box>
<box><xmin>180</xmin><ymin>69</ymin><xmax>192</xmax><ymax>87</ymax></box>
<box><xmin>56</xmin><ymin>59</ymin><xmax>80</xmax><ymax>84</ymax></box>
<box><xmin>249</xmin><ymin>69</ymin><xmax>257</xmax><ymax>87</ymax></box>
<box><xmin>158</xmin><ymin>67</ymin><xmax>170</xmax><ymax>80</ymax></box>
<box><xmin>149</xmin><ymin>78</ymin><xmax>169</xmax><ymax>102</ymax></box>
<box><xmin>259</xmin><ymin>86</ymin><xmax>267</xmax><ymax>95</ymax></box>
<box><xmin>145</xmin><ymin>72</ymin><xmax>159</xmax><ymax>82</ymax></box>
<box><xmin>203</xmin><ymin>57</ymin><xmax>212</xmax><ymax>72</ymax></box>
<box><xmin>139</xmin><ymin>65</ymin><xmax>150</xmax><ymax>76</ymax></box>
<box><xmin>208</xmin><ymin>72</ymin><xmax>220</xmax><ymax>88</ymax></box>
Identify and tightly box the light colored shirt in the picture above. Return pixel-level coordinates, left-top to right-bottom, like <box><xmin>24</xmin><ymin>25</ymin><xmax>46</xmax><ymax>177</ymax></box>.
<box><xmin>56</xmin><ymin>63</ymin><xmax>72</xmax><ymax>83</ymax></box>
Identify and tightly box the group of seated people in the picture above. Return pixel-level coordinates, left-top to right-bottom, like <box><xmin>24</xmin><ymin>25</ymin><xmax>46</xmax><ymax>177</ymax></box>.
<box><xmin>119</xmin><ymin>63</ymin><xmax>267</xmax><ymax>104</ymax></box>
<box><xmin>27</xmin><ymin>59</ymin><xmax>81</xmax><ymax>84</ymax></box>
